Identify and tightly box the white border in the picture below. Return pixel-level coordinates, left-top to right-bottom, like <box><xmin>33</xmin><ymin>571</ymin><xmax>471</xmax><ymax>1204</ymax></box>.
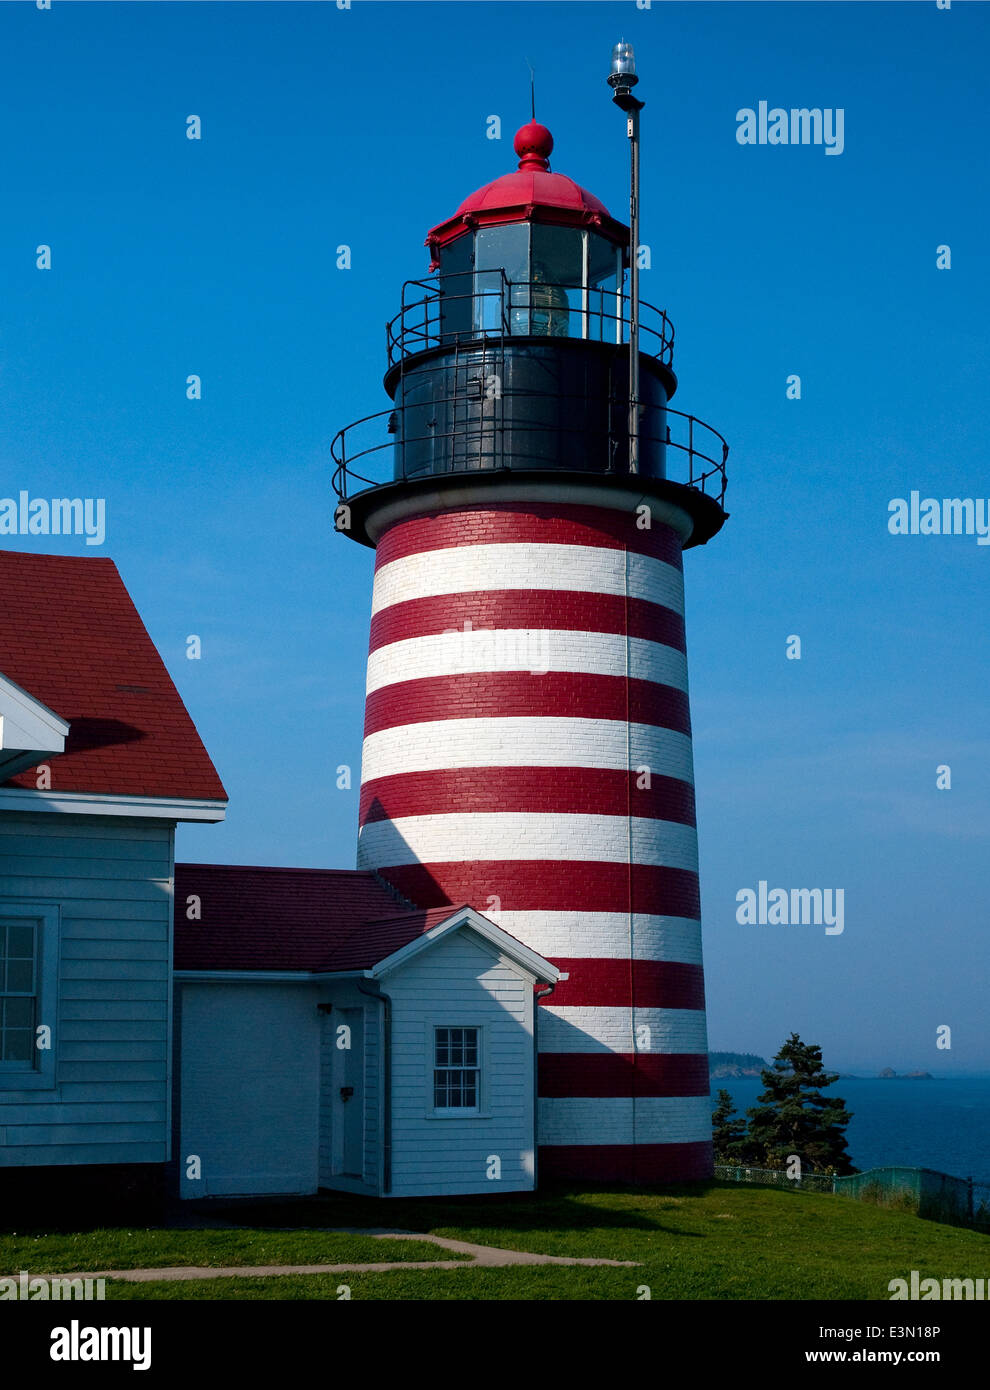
<box><xmin>0</xmin><ymin>788</ymin><xmax>226</xmax><ymax>822</ymax></box>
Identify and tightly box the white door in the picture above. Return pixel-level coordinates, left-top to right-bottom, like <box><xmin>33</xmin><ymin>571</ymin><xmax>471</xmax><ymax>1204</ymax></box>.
<box><xmin>333</xmin><ymin>1007</ymin><xmax>364</xmax><ymax>1178</ymax></box>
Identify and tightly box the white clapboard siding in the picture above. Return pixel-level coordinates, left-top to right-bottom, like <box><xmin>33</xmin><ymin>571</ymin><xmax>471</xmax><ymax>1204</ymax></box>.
<box><xmin>56</xmin><ymin>1061</ymin><xmax>165</xmax><ymax>1083</ymax></box>
<box><xmin>5</xmin><ymin>1143</ymin><xmax>166</xmax><ymax>1166</ymax></box>
<box><xmin>178</xmin><ymin>982</ymin><xmax>322</xmax><ymax>1198</ymax></box>
<box><xmin>385</xmin><ymin>929</ymin><xmax>537</xmax><ymax>1198</ymax></box>
<box><xmin>61</xmin><ymin>980</ymin><xmax>168</xmax><ymax>1001</ymax></box>
<box><xmin>0</xmin><ymin>811</ymin><xmax>173</xmax><ymax>1166</ymax></box>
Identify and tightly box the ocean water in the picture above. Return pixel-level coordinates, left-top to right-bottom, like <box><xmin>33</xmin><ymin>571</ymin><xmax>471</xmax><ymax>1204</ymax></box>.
<box><xmin>709</xmin><ymin>1076</ymin><xmax>990</xmax><ymax>1180</ymax></box>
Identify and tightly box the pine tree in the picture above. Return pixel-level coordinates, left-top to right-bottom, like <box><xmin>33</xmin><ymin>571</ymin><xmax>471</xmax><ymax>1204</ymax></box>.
<box><xmin>711</xmin><ymin>1088</ymin><xmax>748</xmax><ymax>1163</ymax></box>
<box><xmin>743</xmin><ymin>1033</ymin><xmax>855</xmax><ymax>1175</ymax></box>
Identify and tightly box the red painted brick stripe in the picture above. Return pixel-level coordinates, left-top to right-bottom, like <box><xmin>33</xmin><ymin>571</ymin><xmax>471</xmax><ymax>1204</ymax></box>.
<box><xmin>369</xmin><ymin>590</ymin><xmax>686</xmax><ymax>655</ymax></box>
<box><xmin>372</xmin><ymin>861</ymin><xmax>702</xmax><ymax>918</ymax></box>
<box><xmin>376</xmin><ymin>504</ymin><xmax>684</xmax><ymax>570</ymax></box>
<box><xmin>364</xmin><ymin>672</ymin><xmax>692</xmax><ymax>737</ymax></box>
<box><xmin>359</xmin><ymin>767</ymin><xmax>696</xmax><ymax>827</ymax></box>
<box><xmin>538</xmin><ymin>1053</ymin><xmax>710</xmax><ymax>1098</ymax></box>
<box><xmin>543</xmin><ymin>959</ymin><xmax>706</xmax><ymax>1010</ymax></box>
<box><xmin>538</xmin><ymin>1140</ymin><xmax>713</xmax><ymax>1182</ymax></box>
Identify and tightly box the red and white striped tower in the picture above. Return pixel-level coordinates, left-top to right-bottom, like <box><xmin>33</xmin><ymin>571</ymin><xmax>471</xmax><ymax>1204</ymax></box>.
<box><xmin>334</xmin><ymin>120</ymin><xmax>729</xmax><ymax>1182</ymax></box>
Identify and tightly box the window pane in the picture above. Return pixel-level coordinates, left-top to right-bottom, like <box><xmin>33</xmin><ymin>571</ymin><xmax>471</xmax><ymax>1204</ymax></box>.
<box><xmin>475</xmin><ymin>225</ymin><xmax>530</xmax><ymax>333</ymax></box>
<box><xmin>3</xmin><ymin>998</ymin><xmax>34</xmax><ymax>1029</ymax></box>
<box><xmin>436</xmin><ymin>234</ymin><xmax>475</xmax><ymax>340</ymax></box>
<box><xmin>475</xmin><ymin>225</ymin><xmax>530</xmax><ymax>280</ymax></box>
<box><xmin>2</xmin><ymin>1029</ymin><xmax>33</xmax><ymax>1063</ymax></box>
<box><xmin>5</xmin><ymin>960</ymin><xmax>34</xmax><ymax>993</ymax></box>
<box><xmin>6</xmin><ymin>925</ymin><xmax>35</xmax><ymax>959</ymax></box>
<box><xmin>587</xmin><ymin>233</ymin><xmax>620</xmax><ymax>342</ymax></box>
<box><xmin>438</xmin><ymin>237</ymin><xmax>474</xmax><ymax>339</ymax></box>
<box><xmin>532</xmin><ymin>225</ymin><xmax>583</xmax><ymax>287</ymax></box>
<box><xmin>529</xmin><ymin>226</ymin><xmax>583</xmax><ymax>337</ymax></box>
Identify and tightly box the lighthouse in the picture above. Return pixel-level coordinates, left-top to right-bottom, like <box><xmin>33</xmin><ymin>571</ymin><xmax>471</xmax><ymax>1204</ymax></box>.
<box><xmin>333</xmin><ymin>92</ymin><xmax>729</xmax><ymax>1184</ymax></box>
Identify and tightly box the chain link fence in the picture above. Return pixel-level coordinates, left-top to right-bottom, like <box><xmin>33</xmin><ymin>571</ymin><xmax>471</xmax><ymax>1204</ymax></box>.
<box><xmin>835</xmin><ymin>1167</ymin><xmax>990</xmax><ymax>1231</ymax></box>
<box><xmin>714</xmin><ymin>1163</ymin><xmax>990</xmax><ymax>1232</ymax></box>
<box><xmin>715</xmin><ymin>1164</ymin><xmax>835</xmax><ymax>1194</ymax></box>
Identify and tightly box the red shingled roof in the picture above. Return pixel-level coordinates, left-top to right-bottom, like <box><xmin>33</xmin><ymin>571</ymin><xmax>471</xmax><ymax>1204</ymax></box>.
<box><xmin>426</xmin><ymin>122</ymin><xmax>629</xmax><ymax>266</ymax></box>
<box><xmin>0</xmin><ymin>550</ymin><xmax>226</xmax><ymax>803</ymax></box>
<box><xmin>173</xmin><ymin>863</ymin><xmax>463</xmax><ymax>972</ymax></box>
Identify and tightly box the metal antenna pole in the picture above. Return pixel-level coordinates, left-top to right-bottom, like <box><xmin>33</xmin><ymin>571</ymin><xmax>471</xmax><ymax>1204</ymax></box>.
<box><xmin>608</xmin><ymin>41</ymin><xmax>645</xmax><ymax>475</ymax></box>
<box><xmin>627</xmin><ymin>103</ymin><xmax>641</xmax><ymax>474</ymax></box>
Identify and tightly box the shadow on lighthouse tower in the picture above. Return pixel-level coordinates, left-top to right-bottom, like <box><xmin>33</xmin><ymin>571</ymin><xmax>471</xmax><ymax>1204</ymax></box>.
<box><xmin>334</xmin><ymin>119</ymin><xmax>729</xmax><ymax>1184</ymax></box>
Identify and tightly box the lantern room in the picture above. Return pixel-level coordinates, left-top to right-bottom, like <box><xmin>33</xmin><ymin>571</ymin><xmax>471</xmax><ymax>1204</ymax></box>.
<box><xmin>427</xmin><ymin>122</ymin><xmax>629</xmax><ymax>345</ymax></box>
<box><xmin>332</xmin><ymin>120</ymin><xmax>728</xmax><ymax>551</ymax></box>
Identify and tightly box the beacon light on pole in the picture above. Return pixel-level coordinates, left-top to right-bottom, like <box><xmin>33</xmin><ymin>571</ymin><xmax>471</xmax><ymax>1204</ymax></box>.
<box><xmin>607</xmin><ymin>39</ymin><xmax>645</xmax><ymax>473</ymax></box>
<box><xmin>607</xmin><ymin>39</ymin><xmax>638</xmax><ymax>92</ymax></box>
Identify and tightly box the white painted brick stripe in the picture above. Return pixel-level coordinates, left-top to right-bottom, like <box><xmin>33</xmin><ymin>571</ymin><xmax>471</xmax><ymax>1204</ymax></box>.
<box><xmin>365</xmin><ymin>629</ymin><xmax>689</xmax><ymax>695</ymax></box>
<box><xmin>356</xmin><ymin>812</ymin><xmax>699</xmax><ymax>871</ymax></box>
<box><xmin>493</xmin><ymin>912</ymin><xmax>703</xmax><ymax>964</ymax></box>
<box><xmin>371</xmin><ymin>544</ymin><xmax>685</xmax><ymax>618</ymax></box>
<box><xmin>360</xmin><ymin>717</ymin><xmax>696</xmax><ymax>785</ymax></box>
<box><xmin>537</xmin><ymin>1095</ymin><xmax>714</xmax><ymax>1146</ymax></box>
<box><xmin>537</xmin><ymin>1006</ymin><xmax>709</xmax><ymax>1055</ymax></box>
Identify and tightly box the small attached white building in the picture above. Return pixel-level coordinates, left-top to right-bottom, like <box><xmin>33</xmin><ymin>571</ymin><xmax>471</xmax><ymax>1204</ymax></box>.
<box><xmin>173</xmin><ymin>867</ymin><xmax>559</xmax><ymax>1200</ymax></box>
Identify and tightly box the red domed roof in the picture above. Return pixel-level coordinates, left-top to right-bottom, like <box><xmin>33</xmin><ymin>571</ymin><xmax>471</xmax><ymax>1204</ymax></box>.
<box><xmin>426</xmin><ymin>122</ymin><xmax>628</xmax><ymax>268</ymax></box>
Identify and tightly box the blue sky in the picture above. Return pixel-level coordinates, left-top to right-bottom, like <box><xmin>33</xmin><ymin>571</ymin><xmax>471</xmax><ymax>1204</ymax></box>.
<box><xmin>2</xmin><ymin>1</ymin><xmax>988</xmax><ymax>1073</ymax></box>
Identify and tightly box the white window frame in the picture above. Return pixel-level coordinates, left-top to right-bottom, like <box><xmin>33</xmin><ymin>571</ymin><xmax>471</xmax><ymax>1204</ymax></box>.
<box><xmin>0</xmin><ymin>902</ymin><xmax>59</xmax><ymax>1091</ymax></box>
<box><xmin>427</xmin><ymin>1023</ymin><xmax>486</xmax><ymax>1118</ymax></box>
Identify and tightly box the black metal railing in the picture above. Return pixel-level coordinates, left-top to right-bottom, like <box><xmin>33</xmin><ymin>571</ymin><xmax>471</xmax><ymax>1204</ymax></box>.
<box><xmin>331</xmin><ymin>392</ymin><xmax>728</xmax><ymax>509</ymax></box>
<box><xmin>385</xmin><ymin>269</ymin><xmax>675</xmax><ymax>368</ymax></box>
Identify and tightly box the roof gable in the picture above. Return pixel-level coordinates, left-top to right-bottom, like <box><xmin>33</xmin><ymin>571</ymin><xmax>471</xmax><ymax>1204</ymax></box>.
<box><xmin>0</xmin><ymin>550</ymin><xmax>226</xmax><ymax>805</ymax></box>
<box><xmin>0</xmin><ymin>671</ymin><xmax>69</xmax><ymax>780</ymax></box>
<box><xmin>370</xmin><ymin>906</ymin><xmax>559</xmax><ymax>983</ymax></box>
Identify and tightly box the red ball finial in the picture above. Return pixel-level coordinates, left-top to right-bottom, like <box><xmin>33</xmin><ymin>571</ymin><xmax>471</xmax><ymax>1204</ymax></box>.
<box><xmin>514</xmin><ymin>121</ymin><xmax>553</xmax><ymax>170</ymax></box>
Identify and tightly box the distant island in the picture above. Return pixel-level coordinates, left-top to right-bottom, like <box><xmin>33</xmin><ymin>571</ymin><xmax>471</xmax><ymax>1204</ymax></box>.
<box><xmin>711</xmin><ymin>1054</ymin><xmax>934</xmax><ymax>1081</ymax></box>
<box><xmin>709</xmin><ymin>1051</ymin><xmax>768</xmax><ymax>1078</ymax></box>
<box><xmin>837</xmin><ymin>1068</ymin><xmax>935</xmax><ymax>1080</ymax></box>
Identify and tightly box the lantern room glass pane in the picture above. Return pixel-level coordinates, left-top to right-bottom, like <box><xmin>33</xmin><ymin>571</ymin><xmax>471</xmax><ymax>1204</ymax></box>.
<box><xmin>474</xmin><ymin>225</ymin><xmax>530</xmax><ymax>334</ymax></box>
<box><xmin>529</xmin><ymin>226</ymin><xmax>583</xmax><ymax>337</ymax></box>
<box><xmin>437</xmin><ymin>236</ymin><xmax>474</xmax><ymax>339</ymax></box>
<box><xmin>587</xmin><ymin>232</ymin><xmax>620</xmax><ymax>343</ymax></box>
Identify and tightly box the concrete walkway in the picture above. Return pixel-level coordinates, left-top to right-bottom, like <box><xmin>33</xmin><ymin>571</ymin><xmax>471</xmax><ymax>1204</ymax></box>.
<box><xmin>49</xmin><ymin>1230</ymin><xmax>638</xmax><ymax>1282</ymax></box>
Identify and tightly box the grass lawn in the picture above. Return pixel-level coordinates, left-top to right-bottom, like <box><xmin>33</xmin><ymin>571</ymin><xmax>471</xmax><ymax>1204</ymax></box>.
<box><xmin>5</xmin><ymin>1181</ymin><xmax>988</xmax><ymax>1299</ymax></box>
<box><xmin>0</xmin><ymin>1228</ymin><xmax>443</xmax><ymax>1274</ymax></box>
